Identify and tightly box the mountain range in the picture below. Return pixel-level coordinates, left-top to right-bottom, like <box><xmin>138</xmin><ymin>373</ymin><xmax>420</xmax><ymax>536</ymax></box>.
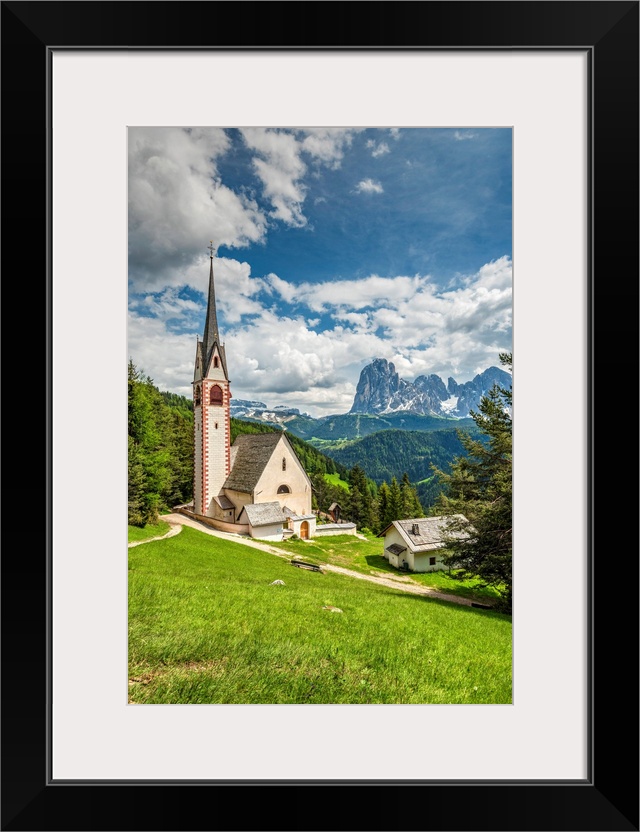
<box><xmin>230</xmin><ymin>359</ymin><xmax>511</xmax><ymax>430</ymax></box>
<box><xmin>350</xmin><ymin>358</ymin><xmax>511</xmax><ymax>419</ymax></box>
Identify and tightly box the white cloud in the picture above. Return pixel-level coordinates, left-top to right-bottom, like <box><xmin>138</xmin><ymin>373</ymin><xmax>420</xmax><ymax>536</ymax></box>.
<box><xmin>241</xmin><ymin>128</ymin><xmax>363</xmax><ymax>228</ymax></box>
<box><xmin>128</xmin><ymin>313</ymin><xmax>198</xmax><ymax>399</ymax></box>
<box><xmin>355</xmin><ymin>178</ymin><xmax>384</xmax><ymax>194</ymax></box>
<box><xmin>454</xmin><ymin>130</ymin><xmax>478</xmax><ymax>141</ymax></box>
<box><xmin>298</xmin><ymin>128</ymin><xmax>360</xmax><ymax>167</ymax></box>
<box><xmin>128</xmin><ymin>257</ymin><xmax>512</xmax><ymax>417</ymax></box>
<box><xmin>389</xmin><ymin>128</ymin><xmax>401</xmax><ymax>140</ymax></box>
<box><xmin>128</xmin><ymin>127</ymin><xmax>267</xmax><ymax>291</ymax></box>
<box><xmin>241</xmin><ymin>128</ymin><xmax>309</xmax><ymax>227</ymax></box>
<box><xmin>366</xmin><ymin>140</ymin><xmax>390</xmax><ymax>158</ymax></box>
<box><xmin>270</xmin><ymin>272</ymin><xmax>428</xmax><ymax>313</ymax></box>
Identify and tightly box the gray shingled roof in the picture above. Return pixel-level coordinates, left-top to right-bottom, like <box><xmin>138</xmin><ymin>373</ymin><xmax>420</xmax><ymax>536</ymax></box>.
<box><xmin>238</xmin><ymin>501</ymin><xmax>286</xmax><ymax>527</ymax></box>
<box><xmin>213</xmin><ymin>494</ymin><xmax>235</xmax><ymax>510</ymax></box>
<box><xmin>386</xmin><ymin>515</ymin><xmax>473</xmax><ymax>552</ymax></box>
<box><xmin>282</xmin><ymin>506</ymin><xmax>315</xmax><ymax>521</ymax></box>
<box><xmin>386</xmin><ymin>543</ymin><xmax>407</xmax><ymax>556</ymax></box>
<box><xmin>222</xmin><ymin>433</ymin><xmax>284</xmax><ymax>493</ymax></box>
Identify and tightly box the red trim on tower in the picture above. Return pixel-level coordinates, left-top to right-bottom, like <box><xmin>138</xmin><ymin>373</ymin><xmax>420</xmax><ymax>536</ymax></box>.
<box><xmin>201</xmin><ymin>390</ymin><xmax>208</xmax><ymax>515</ymax></box>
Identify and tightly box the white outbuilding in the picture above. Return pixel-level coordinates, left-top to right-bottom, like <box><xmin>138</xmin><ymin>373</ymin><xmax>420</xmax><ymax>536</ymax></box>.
<box><xmin>378</xmin><ymin>515</ymin><xmax>473</xmax><ymax>573</ymax></box>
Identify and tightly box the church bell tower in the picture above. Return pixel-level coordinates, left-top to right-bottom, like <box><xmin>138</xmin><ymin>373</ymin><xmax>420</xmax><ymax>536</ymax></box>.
<box><xmin>193</xmin><ymin>243</ymin><xmax>231</xmax><ymax>517</ymax></box>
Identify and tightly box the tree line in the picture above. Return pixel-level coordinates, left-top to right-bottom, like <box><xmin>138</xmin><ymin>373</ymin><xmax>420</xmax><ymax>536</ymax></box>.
<box><xmin>128</xmin><ymin>361</ymin><xmax>194</xmax><ymax>526</ymax></box>
<box><xmin>310</xmin><ymin>465</ymin><xmax>424</xmax><ymax>535</ymax></box>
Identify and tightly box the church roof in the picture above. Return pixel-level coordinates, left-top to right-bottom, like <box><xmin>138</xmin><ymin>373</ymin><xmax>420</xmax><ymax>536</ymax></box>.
<box><xmin>203</xmin><ymin>256</ymin><xmax>220</xmax><ymax>363</ymax></box>
<box><xmin>222</xmin><ymin>433</ymin><xmax>284</xmax><ymax>493</ymax></box>
<box><xmin>197</xmin><ymin>254</ymin><xmax>228</xmax><ymax>378</ymax></box>
<box><xmin>238</xmin><ymin>501</ymin><xmax>286</xmax><ymax>527</ymax></box>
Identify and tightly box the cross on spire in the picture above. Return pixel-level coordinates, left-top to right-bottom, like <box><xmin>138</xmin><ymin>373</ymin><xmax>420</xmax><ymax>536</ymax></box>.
<box><xmin>207</xmin><ymin>240</ymin><xmax>215</xmax><ymax>259</ymax></box>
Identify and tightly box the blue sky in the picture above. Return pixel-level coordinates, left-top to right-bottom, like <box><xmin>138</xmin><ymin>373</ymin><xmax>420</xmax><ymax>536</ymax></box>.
<box><xmin>128</xmin><ymin>127</ymin><xmax>512</xmax><ymax>417</ymax></box>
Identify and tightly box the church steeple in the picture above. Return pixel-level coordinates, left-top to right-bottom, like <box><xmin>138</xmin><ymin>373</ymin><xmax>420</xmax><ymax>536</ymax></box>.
<box><xmin>193</xmin><ymin>241</ymin><xmax>232</xmax><ymax>517</ymax></box>
<box><xmin>202</xmin><ymin>240</ymin><xmax>221</xmax><ymax>366</ymax></box>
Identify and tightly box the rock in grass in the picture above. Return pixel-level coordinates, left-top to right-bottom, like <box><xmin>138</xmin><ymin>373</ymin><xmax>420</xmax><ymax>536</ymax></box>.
<box><xmin>270</xmin><ymin>580</ymin><xmax>286</xmax><ymax>586</ymax></box>
<box><xmin>322</xmin><ymin>605</ymin><xmax>343</xmax><ymax>613</ymax></box>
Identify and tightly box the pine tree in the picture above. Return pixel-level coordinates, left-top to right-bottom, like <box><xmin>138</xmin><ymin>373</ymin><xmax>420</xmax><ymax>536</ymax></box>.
<box><xmin>347</xmin><ymin>465</ymin><xmax>375</xmax><ymax>530</ymax></box>
<box><xmin>127</xmin><ymin>435</ymin><xmax>146</xmax><ymax>526</ymax></box>
<box><xmin>431</xmin><ymin>352</ymin><xmax>512</xmax><ymax>612</ymax></box>
<box><xmin>376</xmin><ymin>481</ymin><xmax>392</xmax><ymax>531</ymax></box>
<box><xmin>388</xmin><ymin>476</ymin><xmax>403</xmax><ymax>523</ymax></box>
<box><xmin>127</xmin><ymin>360</ymin><xmax>193</xmax><ymax>525</ymax></box>
<box><xmin>401</xmin><ymin>472</ymin><xmax>424</xmax><ymax>519</ymax></box>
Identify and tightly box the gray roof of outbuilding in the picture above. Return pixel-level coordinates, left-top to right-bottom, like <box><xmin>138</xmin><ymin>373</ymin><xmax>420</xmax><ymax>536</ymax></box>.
<box><xmin>223</xmin><ymin>433</ymin><xmax>284</xmax><ymax>493</ymax></box>
<box><xmin>238</xmin><ymin>501</ymin><xmax>286</xmax><ymax>527</ymax></box>
<box><xmin>282</xmin><ymin>506</ymin><xmax>315</xmax><ymax>520</ymax></box>
<box><xmin>381</xmin><ymin>515</ymin><xmax>473</xmax><ymax>553</ymax></box>
<box><xmin>213</xmin><ymin>494</ymin><xmax>235</xmax><ymax>510</ymax></box>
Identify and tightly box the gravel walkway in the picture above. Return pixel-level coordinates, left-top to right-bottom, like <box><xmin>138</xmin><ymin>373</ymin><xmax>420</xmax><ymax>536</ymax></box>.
<box><xmin>129</xmin><ymin>513</ymin><xmax>489</xmax><ymax>609</ymax></box>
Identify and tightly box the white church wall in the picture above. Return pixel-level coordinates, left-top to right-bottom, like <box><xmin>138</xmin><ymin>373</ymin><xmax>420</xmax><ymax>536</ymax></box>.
<box><xmin>254</xmin><ymin>437</ymin><xmax>312</xmax><ymax>516</ymax></box>
<box><xmin>223</xmin><ymin>488</ymin><xmax>253</xmax><ymax>514</ymax></box>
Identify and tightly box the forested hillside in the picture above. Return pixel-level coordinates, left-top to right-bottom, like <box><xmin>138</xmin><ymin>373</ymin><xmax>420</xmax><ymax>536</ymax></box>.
<box><xmin>327</xmin><ymin>428</ymin><xmax>481</xmax><ymax>508</ymax></box>
<box><xmin>128</xmin><ymin>362</ymin><xmax>194</xmax><ymax>525</ymax></box>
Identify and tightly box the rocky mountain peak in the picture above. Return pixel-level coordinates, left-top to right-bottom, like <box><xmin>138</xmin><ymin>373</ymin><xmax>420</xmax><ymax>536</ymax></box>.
<box><xmin>350</xmin><ymin>359</ymin><xmax>511</xmax><ymax>418</ymax></box>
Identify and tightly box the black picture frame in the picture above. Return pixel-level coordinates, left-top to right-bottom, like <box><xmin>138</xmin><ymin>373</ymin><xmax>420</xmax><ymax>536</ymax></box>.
<box><xmin>2</xmin><ymin>2</ymin><xmax>638</xmax><ymax>830</ymax></box>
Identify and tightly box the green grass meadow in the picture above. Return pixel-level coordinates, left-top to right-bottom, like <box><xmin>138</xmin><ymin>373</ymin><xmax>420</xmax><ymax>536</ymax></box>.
<box><xmin>322</xmin><ymin>472</ymin><xmax>351</xmax><ymax>492</ymax></box>
<box><xmin>128</xmin><ymin>520</ymin><xmax>171</xmax><ymax>543</ymax></box>
<box><xmin>129</xmin><ymin>527</ymin><xmax>512</xmax><ymax>704</ymax></box>
<box><xmin>269</xmin><ymin>533</ymin><xmax>502</xmax><ymax>603</ymax></box>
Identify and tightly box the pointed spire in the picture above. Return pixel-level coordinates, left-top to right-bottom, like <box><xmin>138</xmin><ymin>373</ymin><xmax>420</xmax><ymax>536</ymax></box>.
<box><xmin>203</xmin><ymin>240</ymin><xmax>220</xmax><ymax>364</ymax></box>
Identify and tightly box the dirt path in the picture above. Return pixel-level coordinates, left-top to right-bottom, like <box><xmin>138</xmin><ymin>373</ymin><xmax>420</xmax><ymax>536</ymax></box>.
<box><xmin>129</xmin><ymin>513</ymin><xmax>488</xmax><ymax>609</ymax></box>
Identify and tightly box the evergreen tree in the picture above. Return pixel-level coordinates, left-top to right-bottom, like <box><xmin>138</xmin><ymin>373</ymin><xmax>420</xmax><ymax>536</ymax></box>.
<box><xmin>376</xmin><ymin>481</ymin><xmax>392</xmax><ymax>531</ymax></box>
<box><xmin>388</xmin><ymin>476</ymin><xmax>403</xmax><ymax>523</ymax></box>
<box><xmin>431</xmin><ymin>353</ymin><xmax>512</xmax><ymax>612</ymax></box>
<box><xmin>347</xmin><ymin>465</ymin><xmax>375</xmax><ymax>530</ymax></box>
<box><xmin>401</xmin><ymin>472</ymin><xmax>424</xmax><ymax>519</ymax></box>
<box><xmin>127</xmin><ymin>360</ymin><xmax>194</xmax><ymax>525</ymax></box>
<box><xmin>127</xmin><ymin>435</ymin><xmax>146</xmax><ymax>526</ymax></box>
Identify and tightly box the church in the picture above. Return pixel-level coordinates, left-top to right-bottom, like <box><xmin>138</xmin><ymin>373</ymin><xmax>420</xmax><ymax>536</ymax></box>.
<box><xmin>185</xmin><ymin>244</ymin><xmax>317</xmax><ymax>542</ymax></box>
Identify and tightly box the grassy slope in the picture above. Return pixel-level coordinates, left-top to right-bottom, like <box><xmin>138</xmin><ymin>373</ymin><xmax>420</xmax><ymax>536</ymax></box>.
<box><xmin>128</xmin><ymin>520</ymin><xmax>171</xmax><ymax>543</ymax></box>
<box><xmin>129</xmin><ymin>527</ymin><xmax>512</xmax><ymax>704</ymax></box>
<box><xmin>323</xmin><ymin>472</ymin><xmax>350</xmax><ymax>492</ymax></box>
<box><xmin>268</xmin><ymin>534</ymin><xmax>502</xmax><ymax>602</ymax></box>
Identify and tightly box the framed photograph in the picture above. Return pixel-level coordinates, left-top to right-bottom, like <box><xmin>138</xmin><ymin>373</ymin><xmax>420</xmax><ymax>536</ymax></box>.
<box><xmin>3</xmin><ymin>2</ymin><xmax>637</xmax><ymax>830</ymax></box>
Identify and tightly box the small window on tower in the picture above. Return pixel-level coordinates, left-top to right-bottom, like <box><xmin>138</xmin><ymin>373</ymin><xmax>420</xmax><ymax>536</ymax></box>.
<box><xmin>277</xmin><ymin>484</ymin><xmax>291</xmax><ymax>494</ymax></box>
<box><xmin>215</xmin><ymin>422</ymin><xmax>218</xmax><ymax>430</ymax></box>
<box><xmin>210</xmin><ymin>385</ymin><xmax>223</xmax><ymax>406</ymax></box>
<box><xmin>214</xmin><ymin>356</ymin><xmax>219</xmax><ymax>368</ymax></box>
<box><xmin>194</xmin><ymin>386</ymin><xmax>201</xmax><ymax>406</ymax></box>
<box><xmin>282</xmin><ymin>457</ymin><xmax>287</xmax><ymax>471</ymax></box>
